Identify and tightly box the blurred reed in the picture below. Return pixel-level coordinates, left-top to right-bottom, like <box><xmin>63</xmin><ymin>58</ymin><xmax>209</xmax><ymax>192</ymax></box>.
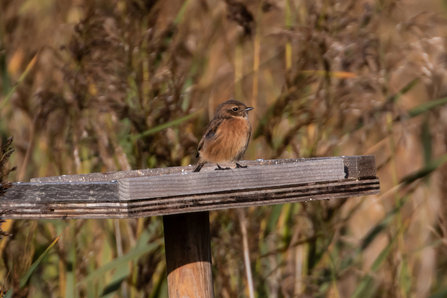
<box><xmin>1</xmin><ymin>0</ymin><xmax>447</xmax><ymax>297</ymax></box>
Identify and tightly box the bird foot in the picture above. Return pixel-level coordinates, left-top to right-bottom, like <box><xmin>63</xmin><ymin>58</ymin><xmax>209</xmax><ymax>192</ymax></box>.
<box><xmin>215</xmin><ymin>164</ymin><xmax>232</xmax><ymax>171</ymax></box>
<box><xmin>235</xmin><ymin>163</ymin><xmax>248</xmax><ymax>169</ymax></box>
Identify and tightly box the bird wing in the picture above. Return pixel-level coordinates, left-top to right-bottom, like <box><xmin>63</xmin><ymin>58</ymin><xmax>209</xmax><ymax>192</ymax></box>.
<box><xmin>196</xmin><ymin>117</ymin><xmax>224</xmax><ymax>158</ymax></box>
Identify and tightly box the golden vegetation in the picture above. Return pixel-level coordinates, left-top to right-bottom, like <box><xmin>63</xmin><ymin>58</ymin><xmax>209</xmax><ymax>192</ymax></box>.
<box><xmin>1</xmin><ymin>0</ymin><xmax>447</xmax><ymax>297</ymax></box>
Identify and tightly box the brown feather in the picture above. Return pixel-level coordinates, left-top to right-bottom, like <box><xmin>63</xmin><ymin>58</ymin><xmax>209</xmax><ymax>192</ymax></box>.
<box><xmin>194</xmin><ymin>100</ymin><xmax>253</xmax><ymax>172</ymax></box>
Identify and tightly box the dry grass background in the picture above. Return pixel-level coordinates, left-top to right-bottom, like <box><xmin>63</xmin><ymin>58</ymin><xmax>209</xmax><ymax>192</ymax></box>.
<box><xmin>1</xmin><ymin>0</ymin><xmax>447</xmax><ymax>297</ymax></box>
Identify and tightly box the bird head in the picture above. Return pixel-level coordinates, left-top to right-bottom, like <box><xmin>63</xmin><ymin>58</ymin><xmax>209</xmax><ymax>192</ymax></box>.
<box><xmin>216</xmin><ymin>100</ymin><xmax>254</xmax><ymax>119</ymax></box>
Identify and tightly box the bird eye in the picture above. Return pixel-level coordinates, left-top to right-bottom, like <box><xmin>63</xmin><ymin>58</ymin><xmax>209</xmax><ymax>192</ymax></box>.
<box><xmin>232</xmin><ymin>107</ymin><xmax>238</xmax><ymax>111</ymax></box>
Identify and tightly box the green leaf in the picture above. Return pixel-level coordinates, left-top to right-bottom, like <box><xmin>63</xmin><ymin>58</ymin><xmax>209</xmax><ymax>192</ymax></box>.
<box><xmin>148</xmin><ymin>268</ymin><xmax>168</xmax><ymax>298</ymax></box>
<box><xmin>19</xmin><ymin>234</ymin><xmax>60</xmax><ymax>288</ymax></box>
<box><xmin>361</xmin><ymin>197</ymin><xmax>406</xmax><ymax>250</ymax></box>
<box><xmin>0</xmin><ymin>55</ymin><xmax>37</xmax><ymax>111</ymax></box>
<box><xmin>339</xmin><ymin>197</ymin><xmax>408</xmax><ymax>275</ymax></box>
<box><xmin>100</xmin><ymin>275</ymin><xmax>128</xmax><ymax>297</ymax></box>
<box><xmin>351</xmin><ymin>277</ymin><xmax>377</xmax><ymax>298</ymax></box>
<box><xmin>387</xmin><ymin>78</ymin><xmax>419</xmax><ymax>105</ymax></box>
<box><xmin>400</xmin><ymin>152</ymin><xmax>447</xmax><ymax>185</ymax></box>
<box><xmin>356</xmin><ymin>78</ymin><xmax>419</xmax><ymax>130</ymax></box>
<box><xmin>264</xmin><ymin>204</ymin><xmax>283</xmax><ymax>238</ymax></box>
<box><xmin>399</xmin><ymin>259</ymin><xmax>412</xmax><ymax>297</ymax></box>
<box><xmin>77</xmin><ymin>242</ymin><xmax>159</xmax><ymax>286</ymax></box>
<box><xmin>408</xmin><ymin>96</ymin><xmax>447</xmax><ymax>118</ymax></box>
<box><xmin>174</xmin><ymin>0</ymin><xmax>190</xmax><ymax>24</ymax></box>
<box><xmin>351</xmin><ymin>232</ymin><xmax>399</xmax><ymax>298</ymax></box>
<box><xmin>429</xmin><ymin>285</ymin><xmax>447</xmax><ymax>298</ymax></box>
<box><xmin>421</xmin><ymin>117</ymin><xmax>432</xmax><ymax>165</ymax></box>
<box><xmin>3</xmin><ymin>289</ymin><xmax>13</xmax><ymax>298</ymax></box>
<box><xmin>100</xmin><ymin>255</ymin><xmax>131</xmax><ymax>297</ymax></box>
<box><xmin>130</xmin><ymin>109</ymin><xmax>202</xmax><ymax>141</ymax></box>
<box><xmin>0</xmin><ymin>49</ymin><xmax>11</xmax><ymax>96</ymax></box>
<box><xmin>65</xmin><ymin>227</ymin><xmax>76</xmax><ymax>298</ymax></box>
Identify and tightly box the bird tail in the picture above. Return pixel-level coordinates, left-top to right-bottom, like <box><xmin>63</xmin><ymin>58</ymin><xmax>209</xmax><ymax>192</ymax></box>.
<box><xmin>193</xmin><ymin>163</ymin><xmax>205</xmax><ymax>172</ymax></box>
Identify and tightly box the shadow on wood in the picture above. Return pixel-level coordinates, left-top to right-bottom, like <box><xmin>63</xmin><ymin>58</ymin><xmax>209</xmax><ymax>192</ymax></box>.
<box><xmin>163</xmin><ymin>211</ymin><xmax>214</xmax><ymax>298</ymax></box>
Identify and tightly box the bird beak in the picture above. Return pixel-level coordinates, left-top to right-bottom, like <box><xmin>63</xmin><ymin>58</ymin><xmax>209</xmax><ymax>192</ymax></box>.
<box><xmin>245</xmin><ymin>107</ymin><xmax>254</xmax><ymax>111</ymax></box>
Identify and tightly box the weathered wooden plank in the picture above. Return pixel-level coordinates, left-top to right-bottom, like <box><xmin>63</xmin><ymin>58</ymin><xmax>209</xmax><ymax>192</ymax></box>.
<box><xmin>118</xmin><ymin>159</ymin><xmax>345</xmax><ymax>200</ymax></box>
<box><xmin>1</xmin><ymin>156</ymin><xmax>380</xmax><ymax>219</ymax></box>
<box><xmin>0</xmin><ymin>212</ymin><xmax>129</xmax><ymax>219</ymax></box>
<box><xmin>125</xmin><ymin>179</ymin><xmax>380</xmax><ymax>216</ymax></box>
<box><xmin>1</xmin><ymin>179</ymin><xmax>379</xmax><ymax>219</ymax></box>
<box><xmin>31</xmin><ymin>156</ymin><xmax>375</xmax><ymax>183</ymax></box>
<box><xmin>342</xmin><ymin>155</ymin><xmax>376</xmax><ymax>179</ymax></box>
<box><xmin>1</xmin><ymin>180</ymin><xmax>377</xmax><ymax>213</ymax></box>
<box><xmin>2</xmin><ymin>182</ymin><xmax>118</xmax><ymax>202</ymax></box>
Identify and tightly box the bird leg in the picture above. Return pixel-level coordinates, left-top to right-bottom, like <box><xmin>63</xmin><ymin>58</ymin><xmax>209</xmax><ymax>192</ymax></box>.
<box><xmin>215</xmin><ymin>164</ymin><xmax>231</xmax><ymax>170</ymax></box>
<box><xmin>235</xmin><ymin>163</ymin><xmax>247</xmax><ymax>169</ymax></box>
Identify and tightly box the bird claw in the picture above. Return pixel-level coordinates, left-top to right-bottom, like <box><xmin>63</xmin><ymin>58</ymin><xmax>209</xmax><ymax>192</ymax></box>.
<box><xmin>215</xmin><ymin>164</ymin><xmax>231</xmax><ymax>171</ymax></box>
<box><xmin>235</xmin><ymin>163</ymin><xmax>247</xmax><ymax>169</ymax></box>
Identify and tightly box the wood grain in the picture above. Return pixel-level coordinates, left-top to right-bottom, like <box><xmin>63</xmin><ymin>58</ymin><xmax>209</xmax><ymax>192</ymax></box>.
<box><xmin>31</xmin><ymin>156</ymin><xmax>376</xmax><ymax>182</ymax></box>
<box><xmin>164</xmin><ymin>212</ymin><xmax>214</xmax><ymax>298</ymax></box>
<box><xmin>1</xmin><ymin>156</ymin><xmax>380</xmax><ymax>219</ymax></box>
<box><xmin>2</xmin><ymin>182</ymin><xmax>118</xmax><ymax>202</ymax></box>
<box><xmin>118</xmin><ymin>159</ymin><xmax>345</xmax><ymax>200</ymax></box>
<box><xmin>0</xmin><ymin>179</ymin><xmax>379</xmax><ymax>219</ymax></box>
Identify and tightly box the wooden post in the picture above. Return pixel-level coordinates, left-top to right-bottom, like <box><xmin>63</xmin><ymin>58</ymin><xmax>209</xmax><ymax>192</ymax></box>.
<box><xmin>163</xmin><ymin>212</ymin><xmax>214</xmax><ymax>298</ymax></box>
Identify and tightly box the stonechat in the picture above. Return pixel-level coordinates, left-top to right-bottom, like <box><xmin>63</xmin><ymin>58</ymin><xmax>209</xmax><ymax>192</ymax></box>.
<box><xmin>193</xmin><ymin>100</ymin><xmax>254</xmax><ymax>172</ymax></box>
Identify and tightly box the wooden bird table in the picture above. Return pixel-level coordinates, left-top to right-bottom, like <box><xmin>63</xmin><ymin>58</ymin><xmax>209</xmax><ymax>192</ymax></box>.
<box><xmin>0</xmin><ymin>156</ymin><xmax>380</xmax><ymax>297</ymax></box>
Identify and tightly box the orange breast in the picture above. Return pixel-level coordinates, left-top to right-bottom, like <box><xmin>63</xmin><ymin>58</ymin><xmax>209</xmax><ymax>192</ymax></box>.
<box><xmin>200</xmin><ymin>118</ymin><xmax>251</xmax><ymax>164</ymax></box>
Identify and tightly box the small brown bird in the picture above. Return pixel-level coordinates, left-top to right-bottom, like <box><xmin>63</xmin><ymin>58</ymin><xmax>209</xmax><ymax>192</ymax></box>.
<box><xmin>193</xmin><ymin>100</ymin><xmax>254</xmax><ymax>172</ymax></box>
